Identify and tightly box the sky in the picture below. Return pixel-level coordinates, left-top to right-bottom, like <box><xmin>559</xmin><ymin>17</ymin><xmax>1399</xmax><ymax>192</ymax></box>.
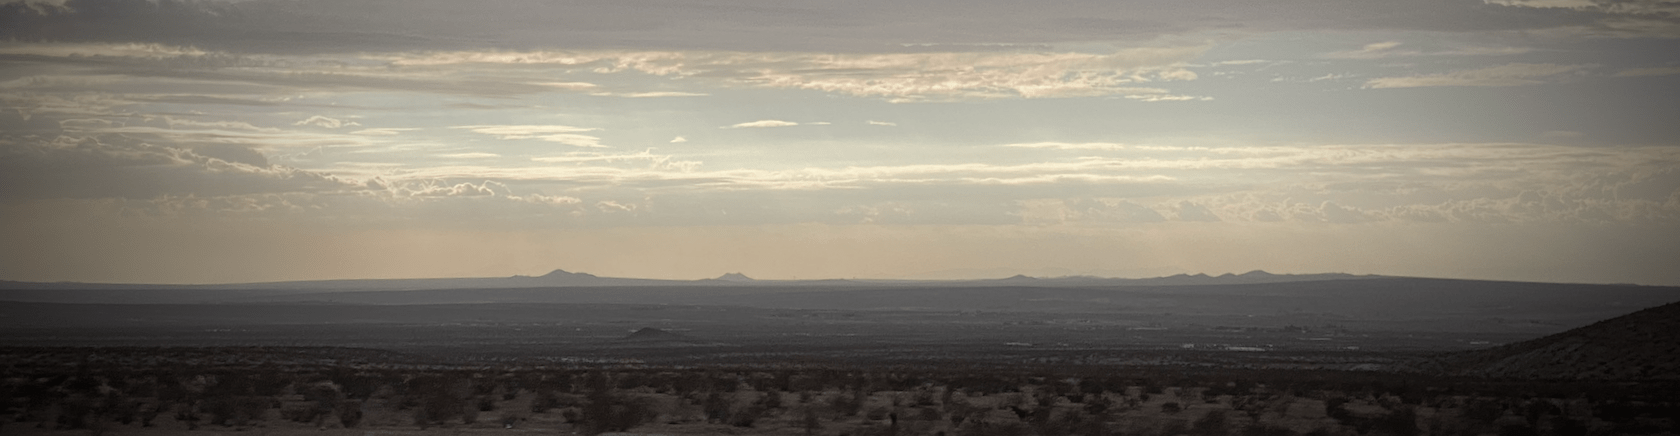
<box><xmin>1</xmin><ymin>0</ymin><xmax>1678</xmax><ymax>285</ymax></box>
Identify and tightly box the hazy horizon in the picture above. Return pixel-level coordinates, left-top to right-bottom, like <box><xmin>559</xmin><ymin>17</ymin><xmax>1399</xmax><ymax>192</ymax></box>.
<box><xmin>3</xmin><ymin>0</ymin><xmax>1678</xmax><ymax>286</ymax></box>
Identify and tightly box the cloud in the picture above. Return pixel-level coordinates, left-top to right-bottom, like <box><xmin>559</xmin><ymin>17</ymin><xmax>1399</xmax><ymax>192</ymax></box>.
<box><xmin>1614</xmin><ymin>66</ymin><xmax>1680</xmax><ymax>77</ymax></box>
<box><xmin>436</xmin><ymin>152</ymin><xmax>500</xmax><ymax>159</ymax></box>
<box><xmin>593</xmin><ymin>91</ymin><xmax>709</xmax><ymax>98</ymax></box>
<box><xmin>1124</xmin><ymin>94</ymin><xmax>1211</xmax><ymax>102</ymax></box>
<box><xmin>1364</xmin><ymin>63</ymin><xmax>1595</xmax><ymax>88</ymax></box>
<box><xmin>1316</xmin><ymin>201</ymin><xmax>1372</xmax><ymax>223</ymax></box>
<box><xmin>1078</xmin><ymin>199</ymin><xmax>1168</xmax><ymax>223</ymax></box>
<box><xmin>723</xmin><ymin>120</ymin><xmax>799</xmax><ymax>129</ymax></box>
<box><xmin>1173</xmin><ymin>201</ymin><xmax>1222</xmax><ymax>222</ymax></box>
<box><xmin>0</xmin><ymin>41</ymin><xmax>210</xmax><ymax>58</ymax></box>
<box><xmin>397</xmin><ymin>180</ymin><xmax>502</xmax><ymax>197</ymax></box>
<box><xmin>294</xmin><ymin>116</ymin><xmax>361</xmax><ymax>129</ymax></box>
<box><xmin>0</xmin><ymin>0</ymin><xmax>1617</xmax><ymax>56</ymax></box>
<box><xmin>596</xmin><ymin>200</ymin><xmax>635</xmax><ymax>212</ymax></box>
<box><xmin>0</xmin><ymin>134</ymin><xmax>358</xmax><ymax>200</ymax></box>
<box><xmin>1329</xmin><ymin>41</ymin><xmax>1407</xmax><ymax>59</ymax></box>
<box><xmin>382</xmin><ymin>46</ymin><xmax>1207</xmax><ymax>102</ymax></box>
<box><xmin>453</xmin><ymin>125</ymin><xmax>606</xmax><ymax>147</ymax></box>
<box><xmin>1004</xmin><ymin>142</ymin><xmax>1128</xmax><ymax>151</ymax></box>
<box><xmin>528</xmin><ymin>150</ymin><xmax>699</xmax><ymax>171</ymax></box>
<box><xmin>1486</xmin><ymin>0</ymin><xmax>1680</xmax><ymax>14</ymax></box>
<box><xmin>511</xmin><ymin>194</ymin><xmax>582</xmax><ymax>206</ymax></box>
<box><xmin>669</xmin><ymin>136</ymin><xmax>688</xmax><ymax>143</ymax></box>
<box><xmin>538</xmin><ymin>82</ymin><xmax>598</xmax><ymax>90</ymax></box>
<box><xmin>164</xmin><ymin>118</ymin><xmax>278</xmax><ymax>132</ymax></box>
<box><xmin>1484</xmin><ymin>0</ymin><xmax>1596</xmax><ymax>7</ymax></box>
<box><xmin>351</xmin><ymin>128</ymin><xmax>419</xmax><ymax>136</ymax></box>
<box><xmin>867</xmin><ymin>120</ymin><xmax>897</xmax><ymax>126</ymax></box>
<box><xmin>1324</xmin><ymin>41</ymin><xmax>1533</xmax><ymax>59</ymax></box>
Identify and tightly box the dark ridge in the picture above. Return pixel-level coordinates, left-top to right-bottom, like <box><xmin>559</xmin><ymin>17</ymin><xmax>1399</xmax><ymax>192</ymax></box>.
<box><xmin>714</xmin><ymin>272</ymin><xmax>754</xmax><ymax>282</ymax></box>
<box><xmin>623</xmin><ymin>327</ymin><xmax>689</xmax><ymax>342</ymax></box>
<box><xmin>541</xmin><ymin>269</ymin><xmax>597</xmax><ymax>279</ymax></box>
<box><xmin>1443</xmin><ymin>300</ymin><xmax>1680</xmax><ymax>381</ymax></box>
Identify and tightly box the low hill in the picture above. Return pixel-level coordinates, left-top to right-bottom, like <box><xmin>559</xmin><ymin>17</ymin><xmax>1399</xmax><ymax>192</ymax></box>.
<box><xmin>623</xmin><ymin>327</ymin><xmax>690</xmax><ymax>342</ymax></box>
<box><xmin>1443</xmin><ymin>300</ymin><xmax>1680</xmax><ymax>380</ymax></box>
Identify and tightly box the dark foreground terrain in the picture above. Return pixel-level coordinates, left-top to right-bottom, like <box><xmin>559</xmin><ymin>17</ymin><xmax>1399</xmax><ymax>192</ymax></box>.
<box><xmin>2</xmin><ymin>345</ymin><xmax>1676</xmax><ymax>436</ymax></box>
<box><xmin>1</xmin><ymin>276</ymin><xmax>1677</xmax><ymax>435</ymax></box>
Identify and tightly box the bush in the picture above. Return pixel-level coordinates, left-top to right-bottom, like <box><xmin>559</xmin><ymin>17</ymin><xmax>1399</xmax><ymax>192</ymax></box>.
<box><xmin>730</xmin><ymin>404</ymin><xmax>766</xmax><ymax>427</ymax></box>
<box><xmin>580</xmin><ymin>393</ymin><xmax>658</xmax><ymax>435</ymax></box>
<box><xmin>406</xmin><ymin>376</ymin><xmax>468</xmax><ymax>427</ymax></box>
<box><xmin>55</xmin><ymin>397</ymin><xmax>95</xmax><ymax>429</ymax></box>
<box><xmin>1193</xmin><ymin>410</ymin><xmax>1230</xmax><ymax>436</ymax></box>
<box><xmin>1243</xmin><ymin>423</ymin><xmax>1300</xmax><ymax>436</ymax></box>
<box><xmin>335</xmin><ymin>401</ymin><xmax>363</xmax><ymax>428</ymax></box>
<box><xmin>202</xmin><ymin>395</ymin><xmax>270</xmax><ymax>427</ymax></box>
<box><xmin>499</xmin><ymin>411</ymin><xmax>523</xmax><ymax>428</ymax></box>
<box><xmin>758</xmin><ymin>390</ymin><xmax>783</xmax><ymax>410</ymax></box>
<box><xmin>531</xmin><ymin>390</ymin><xmax>559</xmax><ymax>413</ymax></box>
<box><xmin>831</xmin><ymin>391</ymin><xmax>864</xmax><ymax>417</ymax></box>
<box><xmin>281</xmin><ymin>404</ymin><xmax>326</xmax><ymax>423</ymax></box>
<box><xmin>1372</xmin><ymin>406</ymin><xmax>1419</xmax><ymax>436</ymax></box>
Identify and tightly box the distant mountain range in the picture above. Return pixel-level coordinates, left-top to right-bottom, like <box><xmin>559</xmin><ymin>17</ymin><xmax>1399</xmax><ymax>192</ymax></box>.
<box><xmin>0</xmin><ymin>269</ymin><xmax>1375</xmax><ymax>294</ymax></box>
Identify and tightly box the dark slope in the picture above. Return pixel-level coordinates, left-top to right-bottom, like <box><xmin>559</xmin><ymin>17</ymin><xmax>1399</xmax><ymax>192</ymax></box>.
<box><xmin>623</xmin><ymin>327</ymin><xmax>690</xmax><ymax>342</ymax></box>
<box><xmin>1444</xmin><ymin>300</ymin><xmax>1680</xmax><ymax>380</ymax></box>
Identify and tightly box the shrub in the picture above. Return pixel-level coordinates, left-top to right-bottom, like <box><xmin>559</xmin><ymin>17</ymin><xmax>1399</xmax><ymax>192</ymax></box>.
<box><xmin>730</xmin><ymin>404</ymin><xmax>766</xmax><ymax>427</ymax></box>
<box><xmin>531</xmin><ymin>390</ymin><xmax>559</xmax><ymax>413</ymax></box>
<box><xmin>335</xmin><ymin>401</ymin><xmax>363</xmax><ymax>428</ymax></box>
<box><xmin>580</xmin><ymin>393</ymin><xmax>658</xmax><ymax>434</ymax></box>
<box><xmin>202</xmin><ymin>395</ymin><xmax>269</xmax><ymax>427</ymax></box>
<box><xmin>1372</xmin><ymin>406</ymin><xmax>1419</xmax><ymax>436</ymax></box>
<box><xmin>830</xmin><ymin>391</ymin><xmax>864</xmax><ymax>417</ymax></box>
<box><xmin>1193</xmin><ymin>410</ymin><xmax>1230</xmax><ymax>436</ymax></box>
<box><xmin>1243</xmin><ymin>423</ymin><xmax>1300</xmax><ymax>436</ymax></box>
<box><xmin>758</xmin><ymin>390</ymin><xmax>783</xmax><ymax>410</ymax></box>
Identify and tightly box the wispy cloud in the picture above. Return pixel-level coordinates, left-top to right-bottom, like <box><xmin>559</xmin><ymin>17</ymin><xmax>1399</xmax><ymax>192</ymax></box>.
<box><xmin>593</xmin><ymin>91</ymin><xmax>709</xmax><ymax>98</ymax></box>
<box><xmin>1325</xmin><ymin>41</ymin><xmax>1532</xmax><ymax>59</ymax></box>
<box><xmin>351</xmin><ymin>128</ymin><xmax>420</xmax><ymax>136</ymax></box>
<box><xmin>1364</xmin><ymin>63</ymin><xmax>1595</xmax><ymax>88</ymax></box>
<box><xmin>294</xmin><ymin>115</ymin><xmax>361</xmax><ymax>129</ymax></box>
<box><xmin>1125</xmin><ymin>94</ymin><xmax>1211</xmax><ymax>102</ymax></box>
<box><xmin>1614</xmin><ymin>66</ymin><xmax>1680</xmax><ymax>77</ymax></box>
<box><xmin>866</xmin><ymin>120</ymin><xmax>897</xmax><ymax>126</ymax></box>
<box><xmin>453</xmin><ymin>125</ymin><xmax>606</xmax><ymax>147</ymax></box>
<box><xmin>0</xmin><ymin>41</ymin><xmax>211</xmax><ymax>58</ymax></box>
<box><xmin>1327</xmin><ymin>41</ymin><xmax>1407</xmax><ymax>59</ymax></box>
<box><xmin>436</xmin><ymin>152</ymin><xmax>500</xmax><ymax>159</ymax></box>
<box><xmin>1004</xmin><ymin>142</ymin><xmax>1128</xmax><ymax>151</ymax></box>
<box><xmin>723</xmin><ymin>120</ymin><xmax>799</xmax><ymax>129</ymax></box>
<box><xmin>537</xmin><ymin>82</ymin><xmax>599</xmax><ymax>90</ymax></box>
<box><xmin>379</xmin><ymin>46</ymin><xmax>1208</xmax><ymax>102</ymax></box>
